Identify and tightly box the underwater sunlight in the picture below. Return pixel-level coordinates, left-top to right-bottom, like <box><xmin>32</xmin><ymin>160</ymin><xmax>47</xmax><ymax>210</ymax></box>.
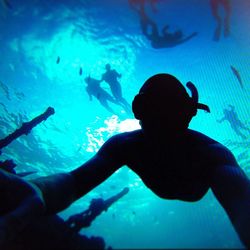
<box><xmin>0</xmin><ymin>0</ymin><xmax>249</xmax><ymax>249</ymax></box>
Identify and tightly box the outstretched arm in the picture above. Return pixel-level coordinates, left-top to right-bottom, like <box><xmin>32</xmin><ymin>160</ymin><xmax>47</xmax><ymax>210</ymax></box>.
<box><xmin>32</xmin><ymin>135</ymin><xmax>124</xmax><ymax>214</ymax></box>
<box><xmin>209</xmin><ymin>145</ymin><xmax>250</xmax><ymax>248</ymax></box>
<box><xmin>0</xmin><ymin>134</ymin><xmax>125</xmax><ymax>246</ymax></box>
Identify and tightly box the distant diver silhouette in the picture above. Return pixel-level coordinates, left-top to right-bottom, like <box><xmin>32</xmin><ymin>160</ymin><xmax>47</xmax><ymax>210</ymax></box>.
<box><xmin>101</xmin><ymin>64</ymin><xmax>131</xmax><ymax>115</ymax></box>
<box><xmin>132</xmin><ymin>3</ymin><xmax>198</xmax><ymax>48</ymax></box>
<box><xmin>210</xmin><ymin>0</ymin><xmax>231</xmax><ymax>41</ymax></box>
<box><xmin>66</xmin><ymin>187</ymin><xmax>129</xmax><ymax>232</ymax></box>
<box><xmin>84</xmin><ymin>76</ymin><xmax>121</xmax><ymax>115</ymax></box>
<box><xmin>0</xmin><ymin>107</ymin><xmax>55</xmax><ymax>150</ymax></box>
<box><xmin>217</xmin><ymin>105</ymin><xmax>250</xmax><ymax>140</ymax></box>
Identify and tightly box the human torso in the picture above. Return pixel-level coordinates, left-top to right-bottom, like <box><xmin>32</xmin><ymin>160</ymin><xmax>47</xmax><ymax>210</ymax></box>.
<box><xmin>119</xmin><ymin>129</ymin><xmax>219</xmax><ymax>201</ymax></box>
<box><xmin>102</xmin><ymin>70</ymin><xmax>119</xmax><ymax>84</ymax></box>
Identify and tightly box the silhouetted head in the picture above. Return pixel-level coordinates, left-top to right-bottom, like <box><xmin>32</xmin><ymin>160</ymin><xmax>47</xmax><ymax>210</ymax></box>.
<box><xmin>84</xmin><ymin>76</ymin><xmax>91</xmax><ymax>84</ymax></box>
<box><xmin>105</xmin><ymin>64</ymin><xmax>111</xmax><ymax>71</ymax></box>
<box><xmin>132</xmin><ymin>73</ymin><xmax>210</xmax><ymax>133</ymax></box>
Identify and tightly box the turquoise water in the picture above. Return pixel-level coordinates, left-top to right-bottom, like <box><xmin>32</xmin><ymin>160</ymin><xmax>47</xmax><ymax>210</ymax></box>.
<box><xmin>0</xmin><ymin>0</ymin><xmax>249</xmax><ymax>248</ymax></box>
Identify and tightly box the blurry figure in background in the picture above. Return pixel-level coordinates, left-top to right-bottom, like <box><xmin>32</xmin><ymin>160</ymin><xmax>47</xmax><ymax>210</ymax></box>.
<box><xmin>85</xmin><ymin>76</ymin><xmax>120</xmax><ymax>115</ymax></box>
<box><xmin>210</xmin><ymin>0</ymin><xmax>231</xmax><ymax>41</ymax></box>
<box><xmin>217</xmin><ymin>105</ymin><xmax>250</xmax><ymax>140</ymax></box>
<box><xmin>132</xmin><ymin>3</ymin><xmax>198</xmax><ymax>48</ymax></box>
<box><xmin>101</xmin><ymin>64</ymin><xmax>131</xmax><ymax>115</ymax></box>
<box><xmin>66</xmin><ymin>187</ymin><xmax>129</xmax><ymax>233</ymax></box>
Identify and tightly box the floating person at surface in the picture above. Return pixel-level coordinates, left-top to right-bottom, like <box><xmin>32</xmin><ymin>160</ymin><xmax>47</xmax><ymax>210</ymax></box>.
<box><xmin>131</xmin><ymin>3</ymin><xmax>198</xmax><ymax>48</ymax></box>
<box><xmin>66</xmin><ymin>187</ymin><xmax>129</xmax><ymax>233</ymax></box>
<box><xmin>84</xmin><ymin>75</ymin><xmax>120</xmax><ymax>115</ymax></box>
<box><xmin>210</xmin><ymin>0</ymin><xmax>231</xmax><ymax>41</ymax></box>
<box><xmin>101</xmin><ymin>64</ymin><xmax>131</xmax><ymax>115</ymax></box>
<box><xmin>217</xmin><ymin>104</ymin><xmax>250</xmax><ymax>140</ymax></box>
<box><xmin>0</xmin><ymin>74</ymin><xmax>249</xmax><ymax>248</ymax></box>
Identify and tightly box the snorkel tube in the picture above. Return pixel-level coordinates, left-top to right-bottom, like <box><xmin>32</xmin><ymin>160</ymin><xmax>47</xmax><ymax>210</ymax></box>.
<box><xmin>186</xmin><ymin>82</ymin><xmax>210</xmax><ymax>115</ymax></box>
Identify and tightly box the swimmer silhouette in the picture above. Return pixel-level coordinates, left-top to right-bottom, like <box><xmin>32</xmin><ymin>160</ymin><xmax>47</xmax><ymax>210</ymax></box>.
<box><xmin>84</xmin><ymin>76</ymin><xmax>120</xmax><ymax>115</ymax></box>
<box><xmin>210</xmin><ymin>0</ymin><xmax>231</xmax><ymax>41</ymax></box>
<box><xmin>101</xmin><ymin>64</ymin><xmax>131</xmax><ymax>115</ymax></box>
<box><xmin>66</xmin><ymin>187</ymin><xmax>129</xmax><ymax>232</ymax></box>
<box><xmin>0</xmin><ymin>74</ymin><xmax>249</xmax><ymax>248</ymax></box>
<box><xmin>217</xmin><ymin>105</ymin><xmax>250</xmax><ymax>140</ymax></box>
<box><xmin>133</xmin><ymin>3</ymin><xmax>198</xmax><ymax>48</ymax></box>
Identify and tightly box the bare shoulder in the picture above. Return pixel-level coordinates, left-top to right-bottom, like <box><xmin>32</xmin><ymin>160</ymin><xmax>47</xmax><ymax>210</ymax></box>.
<box><xmin>188</xmin><ymin>129</ymin><xmax>238</xmax><ymax>167</ymax></box>
<box><xmin>99</xmin><ymin>130</ymin><xmax>142</xmax><ymax>148</ymax></box>
<box><xmin>97</xmin><ymin>130</ymin><xmax>143</xmax><ymax>162</ymax></box>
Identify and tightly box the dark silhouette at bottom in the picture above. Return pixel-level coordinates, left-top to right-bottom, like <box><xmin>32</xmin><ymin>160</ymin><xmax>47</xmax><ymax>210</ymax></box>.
<box><xmin>2</xmin><ymin>188</ymin><xmax>129</xmax><ymax>250</ymax></box>
<box><xmin>2</xmin><ymin>215</ymin><xmax>106</xmax><ymax>250</ymax></box>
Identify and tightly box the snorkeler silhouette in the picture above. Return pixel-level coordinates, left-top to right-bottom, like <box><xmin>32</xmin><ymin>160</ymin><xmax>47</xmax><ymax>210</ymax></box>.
<box><xmin>0</xmin><ymin>73</ymin><xmax>249</xmax><ymax>248</ymax></box>
<box><xmin>85</xmin><ymin>76</ymin><xmax>121</xmax><ymax>115</ymax></box>
<box><xmin>217</xmin><ymin>105</ymin><xmax>250</xmax><ymax>140</ymax></box>
<box><xmin>132</xmin><ymin>3</ymin><xmax>198</xmax><ymax>48</ymax></box>
<box><xmin>66</xmin><ymin>187</ymin><xmax>129</xmax><ymax>232</ymax></box>
<box><xmin>210</xmin><ymin>0</ymin><xmax>231</xmax><ymax>41</ymax></box>
<box><xmin>101</xmin><ymin>64</ymin><xmax>131</xmax><ymax>115</ymax></box>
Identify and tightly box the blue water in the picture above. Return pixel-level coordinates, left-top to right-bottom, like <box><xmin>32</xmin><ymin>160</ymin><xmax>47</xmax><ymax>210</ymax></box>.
<box><xmin>0</xmin><ymin>0</ymin><xmax>249</xmax><ymax>248</ymax></box>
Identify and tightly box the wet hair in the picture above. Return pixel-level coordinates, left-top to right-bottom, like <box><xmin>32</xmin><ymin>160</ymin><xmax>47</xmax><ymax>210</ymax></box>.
<box><xmin>132</xmin><ymin>73</ymin><xmax>210</xmax><ymax>128</ymax></box>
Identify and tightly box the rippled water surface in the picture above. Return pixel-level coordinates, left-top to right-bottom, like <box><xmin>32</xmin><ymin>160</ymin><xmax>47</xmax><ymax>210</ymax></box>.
<box><xmin>0</xmin><ymin>0</ymin><xmax>249</xmax><ymax>248</ymax></box>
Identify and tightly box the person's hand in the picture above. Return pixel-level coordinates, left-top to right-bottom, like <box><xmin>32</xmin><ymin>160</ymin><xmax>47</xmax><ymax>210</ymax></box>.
<box><xmin>0</xmin><ymin>169</ymin><xmax>45</xmax><ymax>247</ymax></box>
